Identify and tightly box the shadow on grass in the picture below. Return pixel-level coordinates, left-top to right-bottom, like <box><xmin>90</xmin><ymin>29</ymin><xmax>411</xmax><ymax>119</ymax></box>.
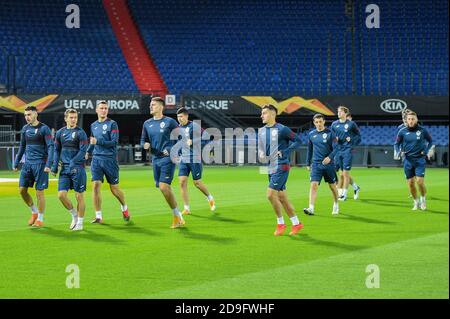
<box><xmin>176</xmin><ymin>227</ymin><xmax>237</xmax><ymax>244</ymax></box>
<box><xmin>290</xmin><ymin>233</ymin><xmax>368</xmax><ymax>251</ymax></box>
<box><xmin>337</xmin><ymin>213</ymin><xmax>397</xmax><ymax>225</ymax></box>
<box><xmin>30</xmin><ymin>226</ymin><xmax>126</xmax><ymax>244</ymax></box>
<box><xmin>102</xmin><ymin>222</ymin><xmax>162</xmax><ymax>236</ymax></box>
<box><xmin>360</xmin><ymin>198</ymin><xmax>448</xmax><ymax>215</ymax></box>
<box><xmin>189</xmin><ymin>213</ymin><xmax>249</xmax><ymax>224</ymax></box>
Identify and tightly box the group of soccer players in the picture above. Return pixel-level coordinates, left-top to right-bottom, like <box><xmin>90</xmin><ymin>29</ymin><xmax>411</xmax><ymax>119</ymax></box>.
<box><xmin>12</xmin><ymin>98</ymin><xmax>433</xmax><ymax>235</ymax></box>
<box><xmin>12</xmin><ymin>97</ymin><xmax>216</xmax><ymax>231</ymax></box>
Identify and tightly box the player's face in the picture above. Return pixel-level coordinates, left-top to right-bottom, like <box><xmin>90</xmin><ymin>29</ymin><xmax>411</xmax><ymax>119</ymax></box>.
<box><xmin>177</xmin><ymin>113</ymin><xmax>188</xmax><ymax>125</ymax></box>
<box><xmin>96</xmin><ymin>103</ymin><xmax>109</xmax><ymax>119</ymax></box>
<box><xmin>150</xmin><ymin>101</ymin><xmax>163</xmax><ymax>115</ymax></box>
<box><xmin>65</xmin><ymin>113</ymin><xmax>78</xmax><ymax>128</ymax></box>
<box><xmin>406</xmin><ymin>115</ymin><xmax>418</xmax><ymax>127</ymax></box>
<box><xmin>24</xmin><ymin>110</ymin><xmax>37</xmax><ymax>124</ymax></box>
<box><xmin>337</xmin><ymin>108</ymin><xmax>347</xmax><ymax>120</ymax></box>
<box><xmin>313</xmin><ymin>118</ymin><xmax>325</xmax><ymax>130</ymax></box>
<box><xmin>261</xmin><ymin>109</ymin><xmax>275</xmax><ymax>124</ymax></box>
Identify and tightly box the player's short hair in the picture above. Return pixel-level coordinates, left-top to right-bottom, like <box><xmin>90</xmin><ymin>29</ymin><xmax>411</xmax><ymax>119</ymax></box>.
<box><xmin>176</xmin><ymin>107</ymin><xmax>189</xmax><ymax>115</ymax></box>
<box><xmin>346</xmin><ymin>112</ymin><xmax>352</xmax><ymax>118</ymax></box>
<box><xmin>402</xmin><ymin>108</ymin><xmax>413</xmax><ymax>119</ymax></box>
<box><xmin>24</xmin><ymin>105</ymin><xmax>37</xmax><ymax>112</ymax></box>
<box><xmin>407</xmin><ymin>111</ymin><xmax>418</xmax><ymax>117</ymax></box>
<box><xmin>262</xmin><ymin>104</ymin><xmax>278</xmax><ymax>114</ymax></box>
<box><xmin>337</xmin><ymin>106</ymin><xmax>350</xmax><ymax>114</ymax></box>
<box><xmin>151</xmin><ymin>96</ymin><xmax>165</xmax><ymax>107</ymax></box>
<box><xmin>64</xmin><ymin>108</ymin><xmax>78</xmax><ymax>117</ymax></box>
<box><xmin>313</xmin><ymin>113</ymin><xmax>325</xmax><ymax>121</ymax></box>
<box><xmin>97</xmin><ymin>100</ymin><xmax>108</xmax><ymax>107</ymax></box>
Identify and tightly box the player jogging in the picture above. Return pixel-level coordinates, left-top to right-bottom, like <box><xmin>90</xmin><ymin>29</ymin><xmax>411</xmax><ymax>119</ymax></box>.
<box><xmin>335</xmin><ymin>112</ymin><xmax>361</xmax><ymax>200</ymax></box>
<box><xmin>394</xmin><ymin>111</ymin><xmax>433</xmax><ymax>210</ymax></box>
<box><xmin>86</xmin><ymin>101</ymin><xmax>130</xmax><ymax>223</ymax></box>
<box><xmin>140</xmin><ymin>97</ymin><xmax>185</xmax><ymax>228</ymax></box>
<box><xmin>259</xmin><ymin>104</ymin><xmax>304</xmax><ymax>236</ymax></box>
<box><xmin>331</xmin><ymin>106</ymin><xmax>361</xmax><ymax>201</ymax></box>
<box><xmin>176</xmin><ymin>107</ymin><xmax>216</xmax><ymax>215</ymax></box>
<box><xmin>12</xmin><ymin>106</ymin><xmax>54</xmax><ymax>227</ymax></box>
<box><xmin>304</xmin><ymin>114</ymin><xmax>340</xmax><ymax>216</ymax></box>
<box><xmin>51</xmin><ymin>109</ymin><xmax>88</xmax><ymax>231</ymax></box>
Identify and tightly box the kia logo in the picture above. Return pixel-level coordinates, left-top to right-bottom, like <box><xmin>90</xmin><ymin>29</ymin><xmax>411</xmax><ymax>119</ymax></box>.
<box><xmin>380</xmin><ymin>99</ymin><xmax>407</xmax><ymax>113</ymax></box>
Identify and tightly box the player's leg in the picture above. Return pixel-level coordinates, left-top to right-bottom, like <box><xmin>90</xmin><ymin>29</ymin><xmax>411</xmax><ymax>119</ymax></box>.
<box><xmin>407</xmin><ymin>178</ymin><xmax>419</xmax><ymax>210</ymax></box>
<box><xmin>178</xmin><ymin>163</ymin><xmax>191</xmax><ymax>214</ymax></box>
<box><xmin>339</xmin><ymin>151</ymin><xmax>353</xmax><ymax>201</ymax></box>
<box><xmin>304</xmin><ymin>163</ymin><xmax>320</xmax><ymax>215</ymax></box>
<box><xmin>404</xmin><ymin>158</ymin><xmax>419</xmax><ymax>210</ymax></box>
<box><xmin>415</xmin><ymin>158</ymin><xmax>427</xmax><ymax>210</ymax></box>
<box><xmin>267</xmin><ymin>187</ymin><xmax>286</xmax><ymax>236</ymax></box>
<box><xmin>19</xmin><ymin>164</ymin><xmax>39</xmax><ymax>225</ymax></box>
<box><xmin>91</xmin><ymin>181</ymin><xmax>103</xmax><ymax>222</ymax></box>
<box><xmin>72</xmin><ymin>192</ymin><xmax>86</xmax><ymax>230</ymax></box>
<box><xmin>32</xmin><ymin>163</ymin><xmax>49</xmax><ymax>227</ymax></box>
<box><xmin>105</xmin><ymin>160</ymin><xmax>130</xmax><ymax>221</ymax></box>
<box><xmin>304</xmin><ymin>182</ymin><xmax>319</xmax><ymax>215</ymax></box>
<box><xmin>324</xmin><ymin>165</ymin><xmax>339</xmax><ymax>214</ymax></box>
<box><xmin>158</xmin><ymin>159</ymin><xmax>184</xmax><ymax>228</ymax></box>
<box><xmin>19</xmin><ymin>187</ymin><xmax>39</xmax><ymax>225</ymax></box>
<box><xmin>278</xmin><ymin>190</ymin><xmax>303</xmax><ymax>235</ymax></box>
<box><xmin>416</xmin><ymin>177</ymin><xmax>427</xmax><ymax>210</ymax></box>
<box><xmin>349</xmin><ymin>175</ymin><xmax>360</xmax><ymax>200</ymax></box>
<box><xmin>72</xmin><ymin>168</ymin><xmax>87</xmax><ymax>230</ymax></box>
<box><xmin>90</xmin><ymin>158</ymin><xmax>104</xmax><ymax>223</ymax></box>
<box><xmin>191</xmin><ymin>163</ymin><xmax>215</xmax><ymax>211</ymax></box>
<box><xmin>57</xmin><ymin>171</ymin><xmax>79</xmax><ymax>229</ymax></box>
<box><xmin>179</xmin><ymin>176</ymin><xmax>190</xmax><ymax>214</ymax></box>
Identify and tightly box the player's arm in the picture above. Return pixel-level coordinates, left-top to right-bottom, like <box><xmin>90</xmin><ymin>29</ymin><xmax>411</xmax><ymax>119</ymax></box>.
<box><xmin>306</xmin><ymin>137</ymin><xmax>313</xmax><ymax>168</ymax></box>
<box><xmin>86</xmin><ymin>126</ymin><xmax>94</xmax><ymax>156</ymax></box>
<box><xmin>51</xmin><ymin>130</ymin><xmax>61</xmax><ymax>174</ymax></box>
<box><xmin>43</xmin><ymin>126</ymin><xmax>54</xmax><ymax>170</ymax></box>
<box><xmin>352</xmin><ymin>122</ymin><xmax>361</xmax><ymax>144</ymax></box>
<box><xmin>328</xmin><ymin>133</ymin><xmax>339</xmax><ymax>161</ymax></box>
<box><xmin>286</xmin><ymin>128</ymin><xmax>302</xmax><ymax>152</ymax></box>
<box><xmin>140</xmin><ymin>124</ymin><xmax>151</xmax><ymax>152</ymax></box>
<box><xmin>70</xmin><ymin>131</ymin><xmax>89</xmax><ymax>169</ymax></box>
<box><xmin>394</xmin><ymin>130</ymin><xmax>404</xmax><ymax>160</ymax></box>
<box><xmin>96</xmin><ymin>122</ymin><xmax>119</xmax><ymax>147</ymax></box>
<box><xmin>423</xmin><ymin>128</ymin><xmax>434</xmax><ymax>158</ymax></box>
<box><xmin>13</xmin><ymin>128</ymin><xmax>26</xmax><ymax>170</ymax></box>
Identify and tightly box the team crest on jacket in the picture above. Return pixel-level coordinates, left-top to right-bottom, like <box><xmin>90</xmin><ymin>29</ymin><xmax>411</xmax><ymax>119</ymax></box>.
<box><xmin>102</xmin><ymin>124</ymin><xmax>107</xmax><ymax>130</ymax></box>
<box><xmin>72</xmin><ymin>132</ymin><xmax>76</xmax><ymax>139</ymax></box>
<box><xmin>322</xmin><ymin>133</ymin><xmax>327</xmax><ymax>139</ymax></box>
<box><xmin>271</xmin><ymin>129</ymin><xmax>278</xmax><ymax>136</ymax></box>
<box><xmin>160</xmin><ymin>122</ymin><xmax>166</xmax><ymax>128</ymax></box>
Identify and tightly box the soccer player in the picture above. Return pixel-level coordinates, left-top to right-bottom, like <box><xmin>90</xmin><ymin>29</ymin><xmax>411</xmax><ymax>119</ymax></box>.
<box><xmin>12</xmin><ymin>106</ymin><xmax>54</xmax><ymax>227</ymax></box>
<box><xmin>331</xmin><ymin>106</ymin><xmax>361</xmax><ymax>201</ymax></box>
<box><xmin>304</xmin><ymin>114</ymin><xmax>339</xmax><ymax>216</ymax></box>
<box><xmin>86</xmin><ymin>101</ymin><xmax>130</xmax><ymax>223</ymax></box>
<box><xmin>51</xmin><ymin>109</ymin><xmax>88</xmax><ymax>231</ymax></box>
<box><xmin>176</xmin><ymin>107</ymin><xmax>216</xmax><ymax>215</ymax></box>
<box><xmin>394</xmin><ymin>112</ymin><xmax>433</xmax><ymax>210</ymax></box>
<box><xmin>259</xmin><ymin>104</ymin><xmax>303</xmax><ymax>236</ymax></box>
<box><xmin>140</xmin><ymin>97</ymin><xmax>185</xmax><ymax>228</ymax></box>
<box><xmin>335</xmin><ymin>112</ymin><xmax>361</xmax><ymax>200</ymax></box>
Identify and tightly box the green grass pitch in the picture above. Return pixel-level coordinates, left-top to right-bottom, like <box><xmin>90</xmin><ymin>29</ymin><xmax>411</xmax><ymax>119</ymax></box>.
<box><xmin>0</xmin><ymin>166</ymin><xmax>448</xmax><ymax>298</ymax></box>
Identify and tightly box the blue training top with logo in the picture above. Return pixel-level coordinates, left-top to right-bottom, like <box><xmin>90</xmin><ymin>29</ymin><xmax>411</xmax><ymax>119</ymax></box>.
<box><xmin>178</xmin><ymin>121</ymin><xmax>209</xmax><ymax>163</ymax></box>
<box><xmin>394</xmin><ymin>125</ymin><xmax>433</xmax><ymax>160</ymax></box>
<box><xmin>259</xmin><ymin>123</ymin><xmax>302</xmax><ymax>169</ymax></box>
<box><xmin>52</xmin><ymin>126</ymin><xmax>89</xmax><ymax>173</ymax></box>
<box><xmin>140</xmin><ymin>116</ymin><xmax>179</xmax><ymax>159</ymax></box>
<box><xmin>330</xmin><ymin>119</ymin><xmax>361</xmax><ymax>151</ymax></box>
<box><xmin>13</xmin><ymin>122</ymin><xmax>54</xmax><ymax>168</ymax></box>
<box><xmin>87</xmin><ymin>118</ymin><xmax>119</xmax><ymax>160</ymax></box>
<box><xmin>306</xmin><ymin>127</ymin><xmax>338</xmax><ymax>166</ymax></box>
